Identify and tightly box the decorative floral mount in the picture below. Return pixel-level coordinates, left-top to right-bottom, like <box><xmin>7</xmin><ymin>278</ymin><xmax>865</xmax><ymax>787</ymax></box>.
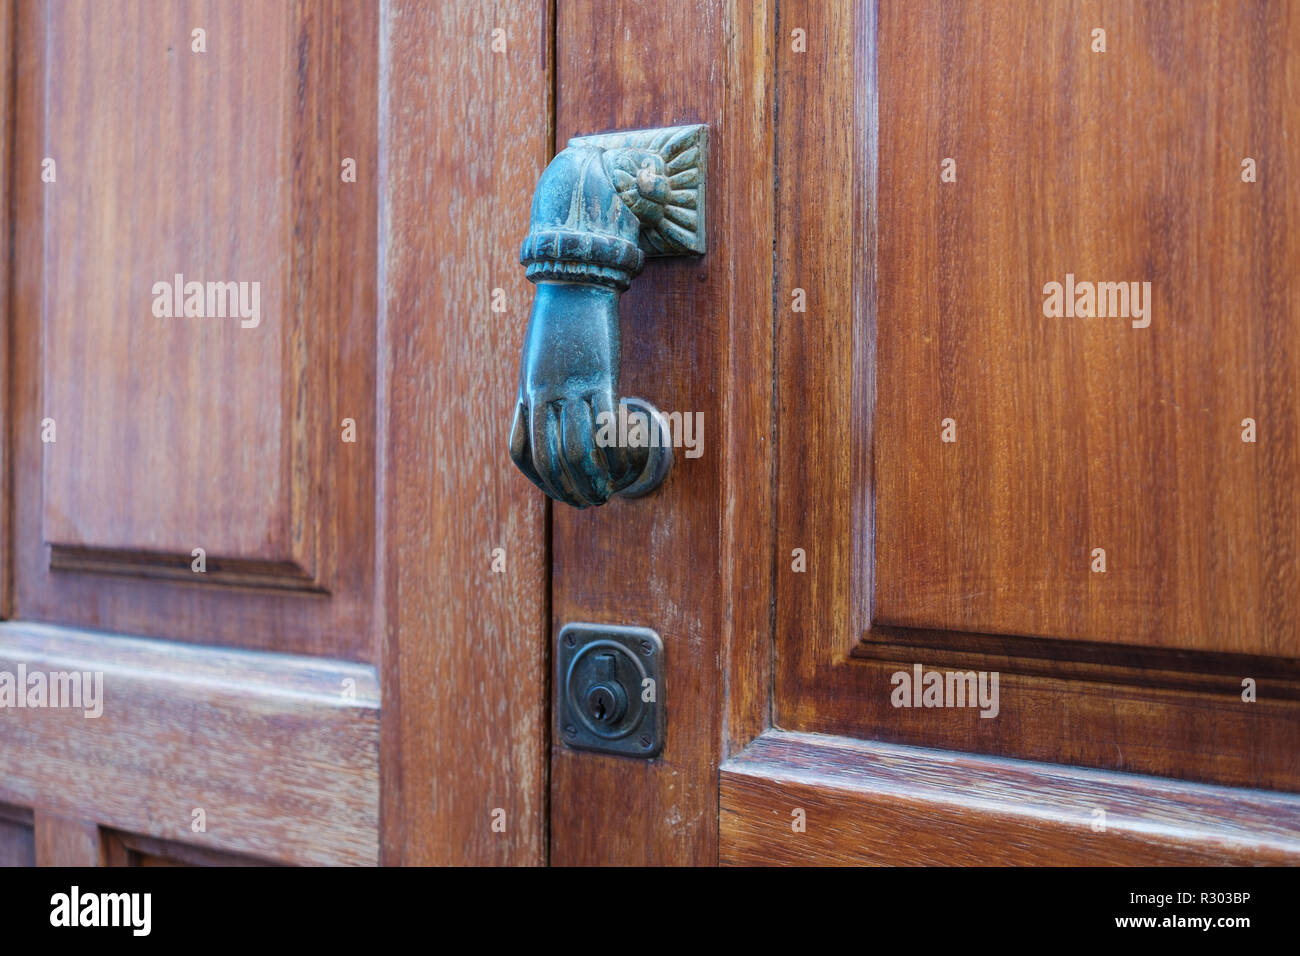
<box><xmin>568</xmin><ymin>124</ymin><xmax>707</xmax><ymax>256</ymax></box>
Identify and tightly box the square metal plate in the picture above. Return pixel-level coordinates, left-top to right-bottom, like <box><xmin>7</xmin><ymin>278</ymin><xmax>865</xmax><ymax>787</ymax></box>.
<box><xmin>557</xmin><ymin>622</ymin><xmax>664</xmax><ymax>758</ymax></box>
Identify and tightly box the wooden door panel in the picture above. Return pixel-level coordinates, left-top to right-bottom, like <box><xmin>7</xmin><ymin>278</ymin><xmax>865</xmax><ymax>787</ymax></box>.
<box><xmin>534</xmin><ymin>0</ymin><xmax>1299</xmax><ymax>867</ymax></box>
<box><xmin>13</xmin><ymin>0</ymin><xmax>377</xmax><ymax>659</ymax></box>
<box><xmin>2</xmin><ymin>0</ymin><xmax>557</xmax><ymax>868</ymax></box>
<box><xmin>43</xmin><ymin>0</ymin><xmax>299</xmax><ymax>571</ymax></box>
<box><xmin>13</xmin><ymin>0</ymin><xmax>1293</xmax><ymax>871</ymax></box>
<box><xmin>547</xmin><ymin>0</ymin><xmax>773</xmax><ymax>866</ymax></box>
<box><xmin>873</xmin><ymin>0</ymin><xmax>1298</xmax><ymax>655</ymax></box>
<box><xmin>773</xmin><ymin>0</ymin><xmax>1300</xmax><ymax>799</ymax></box>
<box><xmin>2</xmin><ymin>0</ymin><xmax>382</xmax><ymax>868</ymax></box>
<box><xmin>5</xmin><ymin>0</ymin><xmax>553</xmax><ymax>870</ymax></box>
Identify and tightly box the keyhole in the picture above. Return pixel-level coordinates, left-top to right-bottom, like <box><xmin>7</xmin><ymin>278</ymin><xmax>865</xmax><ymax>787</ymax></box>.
<box><xmin>589</xmin><ymin>688</ymin><xmax>612</xmax><ymax>721</ymax></box>
<box><xmin>578</xmin><ymin>654</ymin><xmax>629</xmax><ymax>728</ymax></box>
<box><xmin>584</xmin><ymin>682</ymin><xmax>623</xmax><ymax>724</ymax></box>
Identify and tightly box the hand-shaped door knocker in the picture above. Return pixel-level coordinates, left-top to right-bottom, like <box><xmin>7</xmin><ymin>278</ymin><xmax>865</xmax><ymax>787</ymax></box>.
<box><xmin>509</xmin><ymin>124</ymin><xmax>707</xmax><ymax>508</ymax></box>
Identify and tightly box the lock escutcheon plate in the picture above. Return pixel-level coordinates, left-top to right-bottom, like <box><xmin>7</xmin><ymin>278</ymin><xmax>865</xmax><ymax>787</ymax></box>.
<box><xmin>557</xmin><ymin>623</ymin><xmax>664</xmax><ymax>758</ymax></box>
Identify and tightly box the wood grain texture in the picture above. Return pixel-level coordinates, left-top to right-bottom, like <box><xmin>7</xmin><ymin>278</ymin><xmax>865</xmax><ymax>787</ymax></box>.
<box><xmin>0</xmin><ymin>623</ymin><xmax>379</xmax><ymax>866</ymax></box>
<box><xmin>33</xmin><ymin>812</ymin><xmax>104</xmax><ymax>866</ymax></box>
<box><xmin>42</xmin><ymin>0</ymin><xmax>299</xmax><ymax>565</ymax></box>
<box><xmin>721</xmin><ymin>731</ymin><xmax>1300</xmax><ymax>865</ymax></box>
<box><xmin>872</xmin><ymin>0</ymin><xmax>1299</xmax><ymax>654</ymax></box>
<box><xmin>793</xmin><ymin>656</ymin><xmax>1300</xmax><ymax>792</ymax></box>
<box><xmin>377</xmin><ymin>0</ymin><xmax>551</xmax><ymax>865</ymax></box>
<box><xmin>549</xmin><ymin>0</ymin><xmax>774</xmax><ymax>865</ymax></box>
<box><xmin>773</xmin><ymin>0</ymin><xmax>871</xmax><ymax>669</ymax></box>
<box><xmin>774</xmin><ymin>0</ymin><xmax>1300</xmax><ymax>792</ymax></box>
<box><xmin>12</xmin><ymin>0</ymin><xmax>378</xmax><ymax>658</ymax></box>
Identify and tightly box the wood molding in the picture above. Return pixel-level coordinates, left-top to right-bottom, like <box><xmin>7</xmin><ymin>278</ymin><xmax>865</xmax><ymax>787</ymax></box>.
<box><xmin>0</xmin><ymin>623</ymin><xmax>379</xmax><ymax>866</ymax></box>
<box><xmin>855</xmin><ymin>625</ymin><xmax>1300</xmax><ymax>700</ymax></box>
<box><xmin>721</xmin><ymin>731</ymin><xmax>1300</xmax><ymax>865</ymax></box>
<box><xmin>48</xmin><ymin>545</ymin><xmax>324</xmax><ymax>592</ymax></box>
<box><xmin>103</xmin><ymin>830</ymin><xmax>277</xmax><ymax>867</ymax></box>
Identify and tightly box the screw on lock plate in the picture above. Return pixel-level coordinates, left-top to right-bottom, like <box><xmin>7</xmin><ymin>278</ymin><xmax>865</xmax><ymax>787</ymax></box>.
<box><xmin>557</xmin><ymin>623</ymin><xmax>664</xmax><ymax>758</ymax></box>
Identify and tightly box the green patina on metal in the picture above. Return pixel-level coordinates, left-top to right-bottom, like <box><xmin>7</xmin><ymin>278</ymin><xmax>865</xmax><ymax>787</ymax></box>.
<box><xmin>509</xmin><ymin>124</ymin><xmax>707</xmax><ymax>509</ymax></box>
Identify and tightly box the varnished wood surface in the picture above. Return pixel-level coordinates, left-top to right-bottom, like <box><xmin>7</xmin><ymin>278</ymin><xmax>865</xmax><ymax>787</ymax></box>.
<box><xmin>42</xmin><ymin>0</ymin><xmax>300</xmax><ymax>565</ymax></box>
<box><xmin>8</xmin><ymin>0</ymin><xmax>1297</xmax><ymax>868</ymax></box>
<box><xmin>771</xmin><ymin>0</ymin><xmax>871</xmax><ymax>685</ymax></box>
<box><xmin>10</xmin><ymin>0</ymin><xmax>551</xmax><ymax>869</ymax></box>
<box><xmin>721</xmin><ymin>731</ymin><xmax>1300</xmax><ymax>865</ymax></box>
<box><xmin>774</xmin><ymin>0</ymin><xmax>1300</xmax><ymax>793</ymax></box>
<box><xmin>377</xmin><ymin>0</ymin><xmax>552</xmax><ymax>865</ymax></box>
<box><xmin>33</xmin><ymin>812</ymin><xmax>105</xmax><ymax>866</ymax></box>
<box><xmin>0</xmin><ymin>623</ymin><xmax>379</xmax><ymax>866</ymax></box>
<box><xmin>12</xmin><ymin>0</ymin><xmax>377</xmax><ymax>659</ymax></box>
<box><xmin>548</xmin><ymin>0</ymin><xmax>774</xmax><ymax>865</ymax></box>
<box><xmin>872</xmin><ymin>1</ymin><xmax>1299</xmax><ymax>654</ymax></box>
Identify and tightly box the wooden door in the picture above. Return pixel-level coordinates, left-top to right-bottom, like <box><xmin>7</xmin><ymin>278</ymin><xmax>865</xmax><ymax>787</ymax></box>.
<box><xmin>1</xmin><ymin>0</ymin><xmax>551</xmax><ymax>867</ymax></box>
<box><xmin>9</xmin><ymin>0</ymin><xmax>1300</xmax><ymax>871</ymax></box>
<box><xmin>546</xmin><ymin>0</ymin><xmax>1300</xmax><ymax>865</ymax></box>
